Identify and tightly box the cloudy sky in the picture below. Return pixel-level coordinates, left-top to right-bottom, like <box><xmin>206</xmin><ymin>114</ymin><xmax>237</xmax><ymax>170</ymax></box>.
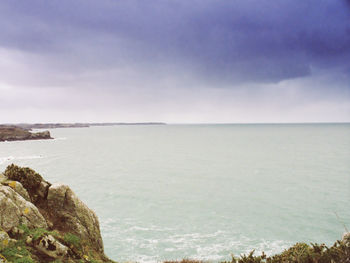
<box><xmin>0</xmin><ymin>0</ymin><xmax>349</xmax><ymax>123</ymax></box>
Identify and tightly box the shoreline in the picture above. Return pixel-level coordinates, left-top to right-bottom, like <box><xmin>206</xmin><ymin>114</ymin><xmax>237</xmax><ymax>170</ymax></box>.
<box><xmin>0</xmin><ymin>125</ymin><xmax>52</xmax><ymax>142</ymax></box>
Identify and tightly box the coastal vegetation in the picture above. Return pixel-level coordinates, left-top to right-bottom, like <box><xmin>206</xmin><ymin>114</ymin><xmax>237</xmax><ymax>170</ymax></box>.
<box><xmin>164</xmin><ymin>238</ymin><xmax>350</xmax><ymax>263</ymax></box>
<box><xmin>0</xmin><ymin>165</ymin><xmax>349</xmax><ymax>262</ymax></box>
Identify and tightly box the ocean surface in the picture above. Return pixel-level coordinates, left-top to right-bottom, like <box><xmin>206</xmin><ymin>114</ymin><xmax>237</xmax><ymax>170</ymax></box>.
<box><xmin>0</xmin><ymin>124</ymin><xmax>349</xmax><ymax>262</ymax></box>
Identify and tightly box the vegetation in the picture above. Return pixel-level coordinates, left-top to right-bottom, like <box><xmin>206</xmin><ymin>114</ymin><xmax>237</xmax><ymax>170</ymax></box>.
<box><xmin>164</xmin><ymin>240</ymin><xmax>350</xmax><ymax>263</ymax></box>
<box><xmin>1</xmin><ymin>239</ymin><xmax>34</xmax><ymax>263</ymax></box>
<box><xmin>0</xmin><ymin>225</ymin><xmax>91</xmax><ymax>263</ymax></box>
<box><xmin>64</xmin><ymin>233</ymin><xmax>81</xmax><ymax>248</ymax></box>
<box><xmin>2</xmin><ymin>224</ymin><xmax>349</xmax><ymax>262</ymax></box>
<box><xmin>4</xmin><ymin>164</ymin><xmax>43</xmax><ymax>195</ymax></box>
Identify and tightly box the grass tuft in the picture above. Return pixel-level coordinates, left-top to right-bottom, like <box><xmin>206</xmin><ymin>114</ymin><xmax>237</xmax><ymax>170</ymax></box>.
<box><xmin>64</xmin><ymin>233</ymin><xmax>81</xmax><ymax>248</ymax></box>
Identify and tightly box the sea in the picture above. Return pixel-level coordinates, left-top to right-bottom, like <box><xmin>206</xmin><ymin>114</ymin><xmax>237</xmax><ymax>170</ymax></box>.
<box><xmin>0</xmin><ymin>123</ymin><xmax>349</xmax><ymax>262</ymax></box>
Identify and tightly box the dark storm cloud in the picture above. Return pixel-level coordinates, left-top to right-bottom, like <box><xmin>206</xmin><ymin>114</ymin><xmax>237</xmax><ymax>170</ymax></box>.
<box><xmin>0</xmin><ymin>0</ymin><xmax>349</xmax><ymax>123</ymax></box>
<box><xmin>0</xmin><ymin>0</ymin><xmax>349</xmax><ymax>85</ymax></box>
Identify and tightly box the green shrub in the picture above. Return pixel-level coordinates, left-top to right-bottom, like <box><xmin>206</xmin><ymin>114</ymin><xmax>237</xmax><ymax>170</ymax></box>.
<box><xmin>219</xmin><ymin>240</ymin><xmax>350</xmax><ymax>263</ymax></box>
<box><xmin>18</xmin><ymin>224</ymin><xmax>30</xmax><ymax>235</ymax></box>
<box><xmin>64</xmin><ymin>233</ymin><xmax>81</xmax><ymax>248</ymax></box>
<box><xmin>0</xmin><ymin>240</ymin><xmax>34</xmax><ymax>263</ymax></box>
<box><xmin>28</xmin><ymin>227</ymin><xmax>59</xmax><ymax>241</ymax></box>
<box><xmin>4</xmin><ymin>164</ymin><xmax>43</xmax><ymax>194</ymax></box>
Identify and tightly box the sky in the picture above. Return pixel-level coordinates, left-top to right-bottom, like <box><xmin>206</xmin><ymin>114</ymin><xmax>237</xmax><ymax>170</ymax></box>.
<box><xmin>0</xmin><ymin>0</ymin><xmax>349</xmax><ymax>123</ymax></box>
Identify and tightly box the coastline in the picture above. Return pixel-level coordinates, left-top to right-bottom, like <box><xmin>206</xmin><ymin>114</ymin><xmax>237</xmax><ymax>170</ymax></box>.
<box><xmin>0</xmin><ymin>126</ymin><xmax>52</xmax><ymax>142</ymax></box>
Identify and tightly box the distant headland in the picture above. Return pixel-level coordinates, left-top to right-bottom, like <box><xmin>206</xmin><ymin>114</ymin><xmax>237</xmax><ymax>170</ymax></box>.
<box><xmin>0</xmin><ymin>122</ymin><xmax>166</xmax><ymax>142</ymax></box>
<box><xmin>0</xmin><ymin>125</ymin><xmax>52</xmax><ymax>142</ymax></box>
<box><xmin>10</xmin><ymin>122</ymin><xmax>166</xmax><ymax>129</ymax></box>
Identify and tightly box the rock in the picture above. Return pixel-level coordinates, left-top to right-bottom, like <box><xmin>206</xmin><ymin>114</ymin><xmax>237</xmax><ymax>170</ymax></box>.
<box><xmin>47</xmin><ymin>184</ymin><xmax>69</xmax><ymax>209</ymax></box>
<box><xmin>37</xmin><ymin>181</ymin><xmax>50</xmax><ymax>199</ymax></box>
<box><xmin>0</xmin><ymin>229</ymin><xmax>10</xmax><ymax>250</ymax></box>
<box><xmin>26</xmin><ymin>235</ymin><xmax>33</xmax><ymax>245</ymax></box>
<box><xmin>342</xmin><ymin>232</ymin><xmax>350</xmax><ymax>247</ymax></box>
<box><xmin>29</xmin><ymin>130</ymin><xmax>51</xmax><ymax>140</ymax></box>
<box><xmin>9</xmin><ymin>226</ymin><xmax>24</xmax><ymax>236</ymax></box>
<box><xmin>0</xmin><ymin>165</ymin><xmax>112</xmax><ymax>262</ymax></box>
<box><xmin>34</xmin><ymin>234</ymin><xmax>68</xmax><ymax>259</ymax></box>
<box><xmin>0</xmin><ymin>125</ymin><xmax>52</xmax><ymax>142</ymax></box>
<box><xmin>0</xmin><ymin>254</ymin><xmax>7</xmax><ymax>263</ymax></box>
<box><xmin>3</xmin><ymin>164</ymin><xmax>51</xmax><ymax>203</ymax></box>
<box><xmin>0</xmin><ymin>185</ymin><xmax>47</xmax><ymax>232</ymax></box>
<box><xmin>0</xmin><ymin>229</ymin><xmax>15</xmax><ymax>251</ymax></box>
<box><xmin>47</xmin><ymin>183</ymin><xmax>104</xmax><ymax>252</ymax></box>
<box><xmin>0</xmin><ymin>174</ymin><xmax>6</xmax><ymax>184</ymax></box>
<box><xmin>2</xmin><ymin>180</ymin><xmax>30</xmax><ymax>201</ymax></box>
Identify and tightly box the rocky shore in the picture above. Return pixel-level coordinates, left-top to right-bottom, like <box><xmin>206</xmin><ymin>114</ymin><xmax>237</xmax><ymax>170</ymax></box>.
<box><xmin>0</xmin><ymin>164</ymin><xmax>114</xmax><ymax>263</ymax></box>
<box><xmin>0</xmin><ymin>164</ymin><xmax>349</xmax><ymax>263</ymax></box>
<box><xmin>0</xmin><ymin>126</ymin><xmax>52</xmax><ymax>142</ymax></box>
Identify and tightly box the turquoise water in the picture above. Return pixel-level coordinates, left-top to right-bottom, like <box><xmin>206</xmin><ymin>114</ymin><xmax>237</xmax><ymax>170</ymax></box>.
<box><xmin>0</xmin><ymin>124</ymin><xmax>349</xmax><ymax>262</ymax></box>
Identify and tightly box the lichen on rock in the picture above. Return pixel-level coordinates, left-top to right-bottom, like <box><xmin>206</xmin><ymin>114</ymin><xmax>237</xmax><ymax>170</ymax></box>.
<box><xmin>2</xmin><ymin>180</ymin><xmax>31</xmax><ymax>201</ymax></box>
<box><xmin>0</xmin><ymin>164</ymin><xmax>114</xmax><ymax>263</ymax></box>
<box><xmin>0</xmin><ymin>184</ymin><xmax>47</xmax><ymax>232</ymax></box>
<box><xmin>47</xmin><ymin>183</ymin><xmax>104</xmax><ymax>252</ymax></box>
<box><xmin>0</xmin><ymin>230</ymin><xmax>11</xmax><ymax>251</ymax></box>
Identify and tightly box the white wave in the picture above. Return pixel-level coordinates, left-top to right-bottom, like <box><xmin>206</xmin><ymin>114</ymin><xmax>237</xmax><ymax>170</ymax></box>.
<box><xmin>133</xmin><ymin>254</ymin><xmax>159</xmax><ymax>263</ymax></box>
<box><xmin>0</xmin><ymin>156</ymin><xmax>14</xmax><ymax>165</ymax></box>
<box><xmin>0</xmin><ymin>155</ymin><xmax>43</xmax><ymax>165</ymax></box>
<box><xmin>129</xmin><ymin>226</ymin><xmax>151</xmax><ymax>231</ymax></box>
<box><xmin>53</xmin><ymin>137</ymin><xmax>67</xmax><ymax>141</ymax></box>
<box><xmin>101</xmin><ymin>218</ymin><xmax>292</xmax><ymax>263</ymax></box>
<box><xmin>242</xmin><ymin>239</ymin><xmax>291</xmax><ymax>256</ymax></box>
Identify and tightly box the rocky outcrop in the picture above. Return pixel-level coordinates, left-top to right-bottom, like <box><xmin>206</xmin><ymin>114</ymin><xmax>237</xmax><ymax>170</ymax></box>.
<box><xmin>0</xmin><ymin>230</ymin><xmax>14</xmax><ymax>251</ymax></box>
<box><xmin>0</xmin><ymin>185</ymin><xmax>47</xmax><ymax>232</ymax></box>
<box><xmin>0</xmin><ymin>125</ymin><xmax>52</xmax><ymax>142</ymax></box>
<box><xmin>31</xmin><ymin>234</ymin><xmax>68</xmax><ymax>259</ymax></box>
<box><xmin>343</xmin><ymin>232</ymin><xmax>350</xmax><ymax>247</ymax></box>
<box><xmin>4</xmin><ymin>164</ymin><xmax>50</xmax><ymax>204</ymax></box>
<box><xmin>0</xmin><ymin>165</ymin><xmax>113</xmax><ymax>262</ymax></box>
<box><xmin>47</xmin><ymin>183</ymin><xmax>104</xmax><ymax>252</ymax></box>
<box><xmin>2</xmin><ymin>180</ymin><xmax>31</xmax><ymax>201</ymax></box>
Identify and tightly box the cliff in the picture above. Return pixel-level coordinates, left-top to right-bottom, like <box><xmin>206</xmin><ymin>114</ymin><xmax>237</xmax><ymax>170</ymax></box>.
<box><xmin>0</xmin><ymin>126</ymin><xmax>52</xmax><ymax>142</ymax></box>
<box><xmin>0</xmin><ymin>164</ymin><xmax>114</xmax><ymax>263</ymax></box>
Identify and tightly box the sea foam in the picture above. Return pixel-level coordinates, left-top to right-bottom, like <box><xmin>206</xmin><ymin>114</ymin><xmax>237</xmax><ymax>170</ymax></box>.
<box><xmin>0</xmin><ymin>155</ymin><xmax>43</xmax><ymax>165</ymax></box>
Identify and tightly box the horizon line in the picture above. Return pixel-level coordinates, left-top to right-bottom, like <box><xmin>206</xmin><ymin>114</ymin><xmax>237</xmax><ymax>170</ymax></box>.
<box><xmin>2</xmin><ymin>121</ymin><xmax>350</xmax><ymax>125</ymax></box>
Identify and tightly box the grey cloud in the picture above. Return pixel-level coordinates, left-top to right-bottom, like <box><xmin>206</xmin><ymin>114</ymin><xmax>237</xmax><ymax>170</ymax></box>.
<box><xmin>0</xmin><ymin>0</ymin><xmax>349</xmax><ymax>123</ymax></box>
<box><xmin>0</xmin><ymin>0</ymin><xmax>349</xmax><ymax>85</ymax></box>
